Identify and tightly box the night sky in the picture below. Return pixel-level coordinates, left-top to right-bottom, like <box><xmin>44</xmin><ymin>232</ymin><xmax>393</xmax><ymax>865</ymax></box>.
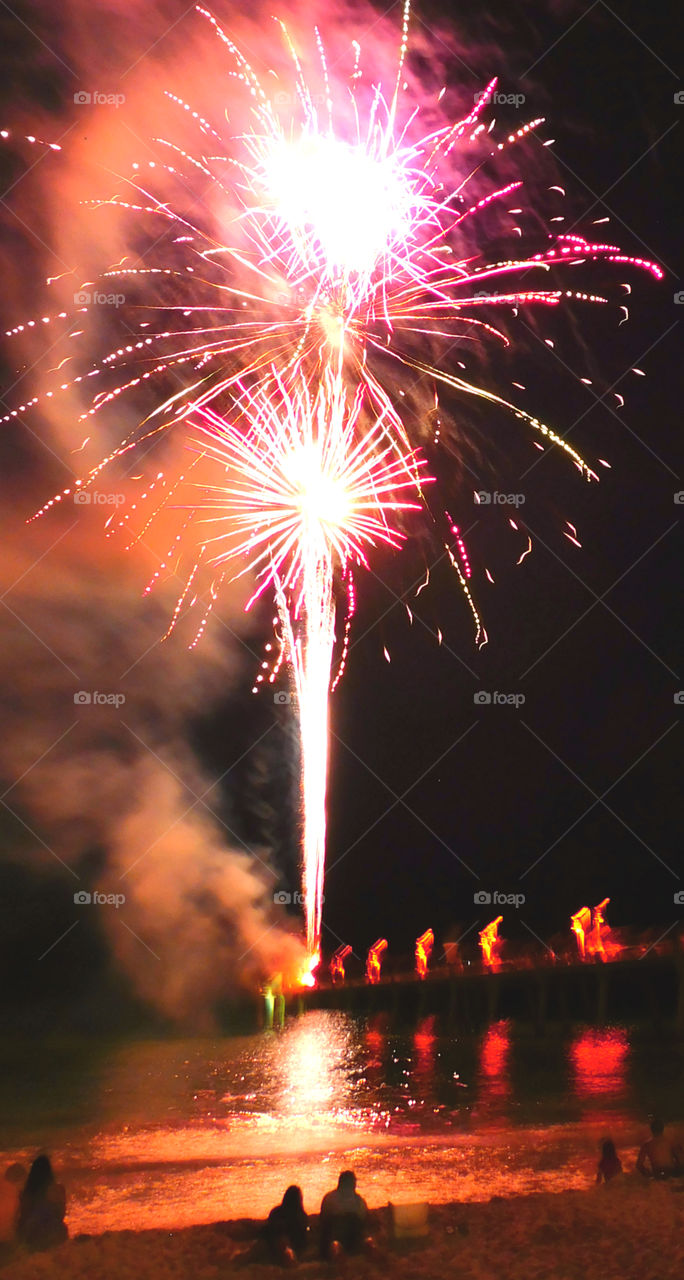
<box><xmin>0</xmin><ymin>0</ymin><xmax>681</xmax><ymax>1017</ymax></box>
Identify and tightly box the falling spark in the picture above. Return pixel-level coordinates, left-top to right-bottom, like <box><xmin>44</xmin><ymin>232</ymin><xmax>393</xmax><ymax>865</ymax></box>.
<box><xmin>517</xmin><ymin>536</ymin><xmax>532</xmax><ymax>564</ymax></box>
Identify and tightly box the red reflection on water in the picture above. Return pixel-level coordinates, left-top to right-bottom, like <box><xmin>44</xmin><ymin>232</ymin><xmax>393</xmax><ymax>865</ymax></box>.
<box><xmin>413</xmin><ymin>1016</ymin><xmax>437</xmax><ymax>1090</ymax></box>
<box><xmin>570</xmin><ymin>1028</ymin><xmax>629</xmax><ymax>1118</ymax></box>
<box><xmin>475</xmin><ymin>1020</ymin><xmax>512</xmax><ymax>1126</ymax></box>
<box><xmin>414</xmin><ymin>1015</ymin><xmax>437</xmax><ymax>1055</ymax></box>
<box><xmin>480</xmin><ymin>1021</ymin><xmax>511</xmax><ymax>1079</ymax></box>
<box><xmin>363</xmin><ymin>1017</ymin><xmax>387</xmax><ymax>1070</ymax></box>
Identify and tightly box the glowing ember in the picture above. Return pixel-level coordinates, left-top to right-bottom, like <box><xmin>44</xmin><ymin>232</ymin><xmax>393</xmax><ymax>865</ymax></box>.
<box><xmin>415</xmin><ymin>929</ymin><xmax>434</xmax><ymax>979</ymax></box>
<box><xmin>479</xmin><ymin>916</ymin><xmax>503</xmax><ymax>969</ymax></box>
<box><xmin>585</xmin><ymin>897</ymin><xmax>617</xmax><ymax>962</ymax></box>
<box><xmin>571</xmin><ymin>906</ymin><xmax>591</xmax><ymax>960</ymax></box>
<box><xmin>366</xmin><ymin>937</ymin><xmax>387</xmax><ymax>984</ymax></box>
<box><xmin>329</xmin><ymin>944</ymin><xmax>352</xmax><ymax>984</ymax></box>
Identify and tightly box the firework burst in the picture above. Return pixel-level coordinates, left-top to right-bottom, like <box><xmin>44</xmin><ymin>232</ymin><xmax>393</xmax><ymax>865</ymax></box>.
<box><xmin>188</xmin><ymin>368</ymin><xmax>426</xmax><ymax>951</ymax></box>
<box><xmin>8</xmin><ymin>0</ymin><xmax>662</xmax><ymax>963</ymax></box>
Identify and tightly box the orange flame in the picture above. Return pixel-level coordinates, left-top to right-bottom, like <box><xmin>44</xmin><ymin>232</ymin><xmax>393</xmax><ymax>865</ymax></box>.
<box><xmin>298</xmin><ymin>952</ymin><xmax>320</xmax><ymax>988</ymax></box>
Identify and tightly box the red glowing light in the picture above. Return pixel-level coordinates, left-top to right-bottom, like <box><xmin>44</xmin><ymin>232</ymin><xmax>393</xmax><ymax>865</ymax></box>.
<box><xmin>570</xmin><ymin>1028</ymin><xmax>628</xmax><ymax>1098</ymax></box>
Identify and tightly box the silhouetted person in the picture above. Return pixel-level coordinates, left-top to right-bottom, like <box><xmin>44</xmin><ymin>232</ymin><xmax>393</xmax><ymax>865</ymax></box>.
<box><xmin>0</xmin><ymin>1164</ymin><xmax>26</xmax><ymax>1258</ymax></box>
<box><xmin>319</xmin><ymin>1170</ymin><xmax>371</xmax><ymax>1259</ymax></box>
<box><xmin>263</xmin><ymin>1185</ymin><xmax>309</xmax><ymax>1265</ymax></box>
<box><xmin>596</xmin><ymin>1138</ymin><xmax>622</xmax><ymax>1183</ymax></box>
<box><xmin>637</xmin><ymin>1118</ymin><xmax>684</xmax><ymax>1178</ymax></box>
<box><xmin>16</xmin><ymin>1156</ymin><xmax>67</xmax><ymax>1251</ymax></box>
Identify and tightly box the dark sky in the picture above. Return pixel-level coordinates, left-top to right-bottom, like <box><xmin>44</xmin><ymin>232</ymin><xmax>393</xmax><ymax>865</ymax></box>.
<box><xmin>0</xmin><ymin>0</ymin><xmax>681</xmax><ymax>1010</ymax></box>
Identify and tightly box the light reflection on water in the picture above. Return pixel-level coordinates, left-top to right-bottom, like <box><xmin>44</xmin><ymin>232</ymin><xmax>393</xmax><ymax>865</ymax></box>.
<box><xmin>1</xmin><ymin>1012</ymin><xmax>681</xmax><ymax>1234</ymax></box>
<box><xmin>474</xmin><ymin>1020</ymin><xmax>512</xmax><ymax>1127</ymax></box>
<box><xmin>569</xmin><ymin>1026</ymin><xmax>630</xmax><ymax>1127</ymax></box>
<box><xmin>570</xmin><ymin>1027</ymin><xmax>630</xmax><ymax>1098</ymax></box>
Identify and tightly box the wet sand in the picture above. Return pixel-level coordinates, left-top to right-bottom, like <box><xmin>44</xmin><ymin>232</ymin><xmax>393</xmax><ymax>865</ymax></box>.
<box><xmin>4</xmin><ymin>1178</ymin><xmax>684</xmax><ymax>1280</ymax></box>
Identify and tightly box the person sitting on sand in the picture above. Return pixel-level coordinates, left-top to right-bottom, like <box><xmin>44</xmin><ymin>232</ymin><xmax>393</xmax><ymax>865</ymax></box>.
<box><xmin>0</xmin><ymin>1163</ymin><xmax>26</xmax><ymax>1258</ymax></box>
<box><xmin>16</xmin><ymin>1155</ymin><xmax>67</xmax><ymax>1251</ymax></box>
<box><xmin>596</xmin><ymin>1138</ymin><xmax>622</xmax><ymax>1184</ymax></box>
<box><xmin>319</xmin><ymin>1170</ymin><xmax>373</xmax><ymax>1259</ymax></box>
<box><xmin>636</xmin><ymin>1118</ymin><xmax>684</xmax><ymax>1179</ymax></box>
<box><xmin>263</xmin><ymin>1185</ymin><xmax>309</xmax><ymax>1265</ymax></box>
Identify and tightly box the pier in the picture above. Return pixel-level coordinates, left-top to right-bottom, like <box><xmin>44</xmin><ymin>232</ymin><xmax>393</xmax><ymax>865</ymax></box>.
<box><xmin>278</xmin><ymin>950</ymin><xmax>684</xmax><ymax>1031</ymax></box>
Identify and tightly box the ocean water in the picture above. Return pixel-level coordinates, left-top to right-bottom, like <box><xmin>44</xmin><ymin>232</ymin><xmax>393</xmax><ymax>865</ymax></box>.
<box><xmin>1</xmin><ymin>1012</ymin><xmax>682</xmax><ymax>1233</ymax></box>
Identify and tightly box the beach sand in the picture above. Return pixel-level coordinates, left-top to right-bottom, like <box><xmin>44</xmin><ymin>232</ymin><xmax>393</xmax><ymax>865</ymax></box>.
<box><xmin>4</xmin><ymin>1178</ymin><xmax>684</xmax><ymax>1280</ymax></box>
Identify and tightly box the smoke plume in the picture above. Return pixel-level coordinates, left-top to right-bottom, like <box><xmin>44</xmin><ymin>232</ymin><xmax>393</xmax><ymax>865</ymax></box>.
<box><xmin>0</xmin><ymin>514</ymin><xmax>304</xmax><ymax>1021</ymax></box>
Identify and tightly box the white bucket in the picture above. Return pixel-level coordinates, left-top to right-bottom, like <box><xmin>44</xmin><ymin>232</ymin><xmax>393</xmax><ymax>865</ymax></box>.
<box><xmin>389</xmin><ymin>1201</ymin><xmax>430</xmax><ymax>1239</ymax></box>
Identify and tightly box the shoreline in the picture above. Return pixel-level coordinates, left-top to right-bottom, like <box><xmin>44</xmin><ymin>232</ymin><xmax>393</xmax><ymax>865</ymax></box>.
<box><xmin>4</xmin><ymin>1179</ymin><xmax>684</xmax><ymax>1280</ymax></box>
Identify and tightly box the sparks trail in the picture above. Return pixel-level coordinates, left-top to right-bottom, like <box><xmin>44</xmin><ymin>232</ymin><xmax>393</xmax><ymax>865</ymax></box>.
<box><xmin>183</xmin><ymin>368</ymin><xmax>426</xmax><ymax>953</ymax></box>
<box><xmin>7</xmin><ymin>1</ymin><xmax>662</xmax><ymax>962</ymax></box>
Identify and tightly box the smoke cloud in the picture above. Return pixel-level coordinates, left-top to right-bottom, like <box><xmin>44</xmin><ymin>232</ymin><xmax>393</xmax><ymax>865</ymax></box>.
<box><xmin>0</xmin><ymin>513</ymin><xmax>304</xmax><ymax>1022</ymax></box>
